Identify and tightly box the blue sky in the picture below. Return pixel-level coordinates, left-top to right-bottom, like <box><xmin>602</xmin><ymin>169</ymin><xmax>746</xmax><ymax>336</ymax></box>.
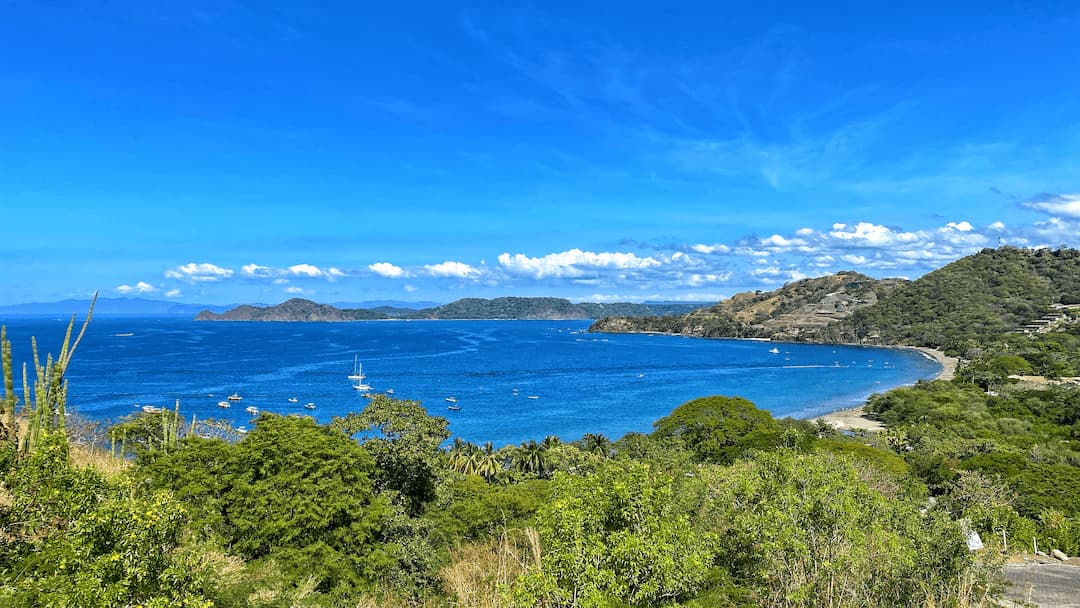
<box><xmin>2</xmin><ymin>2</ymin><xmax>1078</xmax><ymax>305</ymax></box>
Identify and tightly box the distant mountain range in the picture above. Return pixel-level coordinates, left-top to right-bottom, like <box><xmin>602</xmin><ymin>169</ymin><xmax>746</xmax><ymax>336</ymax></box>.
<box><xmin>0</xmin><ymin>297</ymin><xmax>239</xmax><ymax>317</ymax></box>
<box><xmin>592</xmin><ymin>247</ymin><xmax>1080</xmax><ymax>350</ymax></box>
<box><xmin>194</xmin><ymin>297</ymin><xmax>711</xmax><ymax>322</ymax></box>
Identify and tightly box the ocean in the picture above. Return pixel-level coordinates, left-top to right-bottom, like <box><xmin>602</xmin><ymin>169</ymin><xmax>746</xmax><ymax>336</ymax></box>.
<box><xmin>1</xmin><ymin>317</ymin><xmax>940</xmax><ymax>446</ymax></box>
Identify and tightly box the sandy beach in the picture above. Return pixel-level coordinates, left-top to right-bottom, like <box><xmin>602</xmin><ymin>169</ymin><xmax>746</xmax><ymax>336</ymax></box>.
<box><xmin>813</xmin><ymin>346</ymin><xmax>958</xmax><ymax>432</ymax></box>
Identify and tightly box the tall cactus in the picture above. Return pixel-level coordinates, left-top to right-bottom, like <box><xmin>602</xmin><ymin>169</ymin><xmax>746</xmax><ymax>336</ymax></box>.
<box><xmin>10</xmin><ymin>293</ymin><xmax>96</xmax><ymax>455</ymax></box>
<box><xmin>1</xmin><ymin>326</ymin><xmax>17</xmax><ymax>439</ymax></box>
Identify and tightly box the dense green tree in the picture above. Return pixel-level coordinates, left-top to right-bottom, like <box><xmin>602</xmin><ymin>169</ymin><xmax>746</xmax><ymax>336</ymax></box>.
<box><xmin>511</xmin><ymin>462</ymin><xmax>716</xmax><ymax>607</ymax></box>
<box><xmin>332</xmin><ymin>395</ymin><xmax>450</xmax><ymax>513</ymax></box>
<box><xmin>686</xmin><ymin>451</ymin><xmax>997</xmax><ymax>608</ymax></box>
<box><xmin>141</xmin><ymin>414</ymin><xmax>395</xmax><ymax>597</ymax></box>
<box><xmin>652</xmin><ymin>395</ymin><xmax>780</xmax><ymax>464</ymax></box>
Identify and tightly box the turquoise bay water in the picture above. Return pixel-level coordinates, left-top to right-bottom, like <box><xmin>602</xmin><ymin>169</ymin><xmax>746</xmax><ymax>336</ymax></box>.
<box><xmin>2</xmin><ymin>318</ymin><xmax>940</xmax><ymax>446</ymax></box>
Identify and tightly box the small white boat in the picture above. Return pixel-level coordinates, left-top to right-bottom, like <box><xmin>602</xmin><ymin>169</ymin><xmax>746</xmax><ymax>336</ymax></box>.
<box><xmin>141</xmin><ymin>405</ymin><xmax>163</xmax><ymax>413</ymax></box>
<box><xmin>447</xmin><ymin>405</ymin><xmax>461</xmax><ymax>411</ymax></box>
<box><xmin>768</xmin><ymin>347</ymin><xmax>780</xmax><ymax>354</ymax></box>
<box><xmin>386</xmin><ymin>388</ymin><xmax>394</xmax><ymax>395</ymax></box>
<box><xmin>445</xmin><ymin>396</ymin><xmax>458</xmax><ymax>404</ymax></box>
<box><xmin>361</xmin><ymin>393</ymin><xmax>375</xmax><ymax>399</ymax></box>
<box><xmin>287</xmin><ymin>397</ymin><xmax>298</xmax><ymax>403</ymax></box>
<box><xmin>303</xmin><ymin>402</ymin><xmax>315</xmax><ymax>410</ymax></box>
<box><xmin>227</xmin><ymin>393</ymin><xmax>243</xmax><ymax>401</ymax></box>
<box><xmin>245</xmin><ymin>406</ymin><xmax>259</xmax><ymax>415</ymax></box>
<box><xmin>527</xmin><ymin>395</ymin><xmax>539</xmax><ymax>400</ymax></box>
<box><xmin>236</xmin><ymin>426</ymin><xmax>248</xmax><ymax>434</ymax></box>
<box><xmin>217</xmin><ymin>401</ymin><xmax>230</xmax><ymax>408</ymax></box>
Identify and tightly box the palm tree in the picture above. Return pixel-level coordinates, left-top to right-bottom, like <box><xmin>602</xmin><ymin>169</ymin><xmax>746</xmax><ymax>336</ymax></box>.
<box><xmin>448</xmin><ymin>439</ymin><xmax>481</xmax><ymax>475</ymax></box>
<box><xmin>476</xmin><ymin>441</ymin><xmax>502</xmax><ymax>480</ymax></box>
<box><xmin>541</xmin><ymin>435</ymin><xmax>561</xmax><ymax>449</ymax></box>
<box><xmin>581</xmin><ymin>433</ymin><xmax>612</xmax><ymax>458</ymax></box>
<box><xmin>513</xmin><ymin>440</ymin><xmax>549</xmax><ymax>477</ymax></box>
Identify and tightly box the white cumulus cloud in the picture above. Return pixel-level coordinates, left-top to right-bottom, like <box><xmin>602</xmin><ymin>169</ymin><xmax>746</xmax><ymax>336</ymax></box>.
<box><xmin>425</xmin><ymin>261</ymin><xmax>481</xmax><ymax>278</ymax></box>
<box><xmin>369</xmin><ymin>262</ymin><xmax>407</xmax><ymax>278</ymax></box>
<box><xmin>497</xmin><ymin>249</ymin><xmax>661</xmax><ymax>279</ymax></box>
<box><xmin>690</xmin><ymin>243</ymin><xmax>731</xmax><ymax>254</ymax></box>
<box><xmin>828</xmin><ymin>222</ymin><xmax>919</xmax><ymax>247</ymax></box>
<box><xmin>164</xmin><ymin>289</ymin><xmax>182</xmax><ymax>298</ymax></box>
<box><xmin>164</xmin><ymin>263</ymin><xmax>234</xmax><ymax>282</ymax></box>
<box><xmin>242</xmin><ymin>264</ymin><xmax>276</xmax><ymax>278</ymax></box>
<box><xmin>288</xmin><ymin>264</ymin><xmax>324</xmax><ymax>277</ymax></box>
<box><xmin>116</xmin><ymin>281</ymin><xmax>155</xmax><ymax>294</ymax></box>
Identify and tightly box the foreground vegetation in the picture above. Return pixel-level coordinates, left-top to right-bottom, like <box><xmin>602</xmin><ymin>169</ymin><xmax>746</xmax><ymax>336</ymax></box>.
<box><xmin>2</xmin><ymin>285</ymin><xmax>1079</xmax><ymax>606</ymax></box>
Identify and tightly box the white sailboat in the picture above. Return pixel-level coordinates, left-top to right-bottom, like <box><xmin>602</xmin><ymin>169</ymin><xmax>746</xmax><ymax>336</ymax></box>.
<box><xmin>348</xmin><ymin>355</ymin><xmax>365</xmax><ymax>380</ymax></box>
<box><xmin>351</xmin><ymin>358</ymin><xmax>372</xmax><ymax>391</ymax></box>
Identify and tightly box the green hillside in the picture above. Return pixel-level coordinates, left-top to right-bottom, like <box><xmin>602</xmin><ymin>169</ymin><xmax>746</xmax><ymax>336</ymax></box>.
<box><xmin>593</xmin><ymin>247</ymin><xmax>1080</xmax><ymax>352</ymax></box>
<box><xmin>827</xmin><ymin>247</ymin><xmax>1080</xmax><ymax>349</ymax></box>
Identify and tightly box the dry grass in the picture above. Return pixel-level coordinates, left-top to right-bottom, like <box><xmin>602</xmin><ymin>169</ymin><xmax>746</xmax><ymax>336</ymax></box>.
<box><xmin>439</xmin><ymin>527</ymin><xmax>541</xmax><ymax>608</ymax></box>
<box><xmin>69</xmin><ymin>442</ymin><xmax>130</xmax><ymax>477</ymax></box>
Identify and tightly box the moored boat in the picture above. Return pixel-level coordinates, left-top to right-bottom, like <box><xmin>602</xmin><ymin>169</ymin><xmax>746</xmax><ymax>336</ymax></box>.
<box><xmin>228</xmin><ymin>393</ymin><xmax>243</xmax><ymax>401</ymax></box>
<box><xmin>217</xmin><ymin>401</ymin><xmax>230</xmax><ymax>408</ymax></box>
<box><xmin>245</xmin><ymin>406</ymin><xmax>258</xmax><ymax>415</ymax></box>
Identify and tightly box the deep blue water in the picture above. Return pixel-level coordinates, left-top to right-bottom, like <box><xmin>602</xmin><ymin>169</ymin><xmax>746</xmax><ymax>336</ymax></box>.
<box><xmin>1</xmin><ymin>317</ymin><xmax>940</xmax><ymax>446</ymax></box>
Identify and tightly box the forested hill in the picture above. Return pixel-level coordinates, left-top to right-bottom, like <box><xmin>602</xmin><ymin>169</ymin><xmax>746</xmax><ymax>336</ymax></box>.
<box><xmin>195</xmin><ymin>297</ymin><xmax>705</xmax><ymax>321</ymax></box>
<box><xmin>591</xmin><ymin>247</ymin><xmax>1080</xmax><ymax>351</ymax></box>
<box><xmin>827</xmin><ymin>247</ymin><xmax>1080</xmax><ymax>348</ymax></box>
<box><xmin>591</xmin><ymin>271</ymin><xmax>905</xmax><ymax>340</ymax></box>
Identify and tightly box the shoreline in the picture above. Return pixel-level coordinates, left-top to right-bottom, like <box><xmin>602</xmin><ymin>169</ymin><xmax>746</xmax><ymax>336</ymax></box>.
<box><xmin>812</xmin><ymin>346</ymin><xmax>958</xmax><ymax>432</ymax></box>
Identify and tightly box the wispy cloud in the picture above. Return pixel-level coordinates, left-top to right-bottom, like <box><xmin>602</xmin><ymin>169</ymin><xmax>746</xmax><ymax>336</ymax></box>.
<box><xmin>1021</xmin><ymin>193</ymin><xmax>1080</xmax><ymax>219</ymax></box>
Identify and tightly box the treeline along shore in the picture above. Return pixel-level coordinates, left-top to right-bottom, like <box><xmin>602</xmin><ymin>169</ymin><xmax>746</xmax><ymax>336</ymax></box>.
<box><xmin>2</xmin><ymin>246</ymin><xmax>1080</xmax><ymax>607</ymax></box>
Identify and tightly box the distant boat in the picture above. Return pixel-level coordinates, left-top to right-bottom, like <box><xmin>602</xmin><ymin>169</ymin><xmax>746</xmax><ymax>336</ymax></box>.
<box><xmin>141</xmin><ymin>405</ymin><xmax>163</xmax><ymax>413</ymax></box>
<box><xmin>350</xmin><ymin>357</ymin><xmax>372</xmax><ymax>391</ymax></box>
<box><xmin>287</xmin><ymin>397</ymin><xmax>298</xmax><ymax>403</ymax></box>
<box><xmin>447</xmin><ymin>405</ymin><xmax>461</xmax><ymax>411</ymax></box>
<box><xmin>303</xmin><ymin>402</ymin><xmax>315</xmax><ymax>410</ymax></box>
<box><xmin>227</xmin><ymin>393</ymin><xmax>243</xmax><ymax>401</ymax></box>
<box><xmin>236</xmin><ymin>426</ymin><xmax>248</xmax><ymax>434</ymax></box>
<box><xmin>217</xmin><ymin>401</ymin><xmax>230</xmax><ymax>408</ymax></box>
<box><xmin>245</xmin><ymin>406</ymin><xmax>258</xmax><ymax>415</ymax></box>
<box><xmin>527</xmin><ymin>395</ymin><xmax>539</xmax><ymax>400</ymax></box>
<box><xmin>114</xmin><ymin>332</ymin><xmax>134</xmax><ymax>337</ymax></box>
<box><xmin>445</xmin><ymin>396</ymin><xmax>458</xmax><ymax>404</ymax></box>
<box><xmin>386</xmin><ymin>388</ymin><xmax>394</xmax><ymax>395</ymax></box>
<box><xmin>361</xmin><ymin>393</ymin><xmax>375</xmax><ymax>399</ymax></box>
<box><xmin>768</xmin><ymin>347</ymin><xmax>780</xmax><ymax>354</ymax></box>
